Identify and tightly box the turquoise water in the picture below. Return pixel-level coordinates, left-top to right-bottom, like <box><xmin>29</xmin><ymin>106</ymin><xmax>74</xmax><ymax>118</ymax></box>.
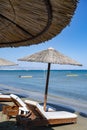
<box><xmin>0</xmin><ymin>70</ymin><xmax>87</xmax><ymax>103</ymax></box>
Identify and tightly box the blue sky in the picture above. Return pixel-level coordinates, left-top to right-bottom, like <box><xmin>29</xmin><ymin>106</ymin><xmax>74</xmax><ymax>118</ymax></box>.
<box><xmin>0</xmin><ymin>0</ymin><xmax>87</xmax><ymax>70</ymax></box>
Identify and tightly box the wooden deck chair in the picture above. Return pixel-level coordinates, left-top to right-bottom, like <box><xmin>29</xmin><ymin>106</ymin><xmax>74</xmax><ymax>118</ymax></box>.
<box><xmin>0</xmin><ymin>94</ymin><xmax>12</xmax><ymax>102</ymax></box>
<box><xmin>16</xmin><ymin>100</ymin><xmax>77</xmax><ymax>130</ymax></box>
<box><xmin>3</xmin><ymin>94</ymin><xmax>30</xmax><ymax>119</ymax></box>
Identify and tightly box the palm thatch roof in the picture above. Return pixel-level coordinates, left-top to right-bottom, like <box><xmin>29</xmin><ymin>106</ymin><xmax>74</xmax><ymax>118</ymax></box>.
<box><xmin>0</xmin><ymin>58</ymin><xmax>17</xmax><ymax>66</ymax></box>
<box><xmin>0</xmin><ymin>0</ymin><xmax>78</xmax><ymax>48</ymax></box>
<box><xmin>18</xmin><ymin>47</ymin><xmax>82</xmax><ymax>66</ymax></box>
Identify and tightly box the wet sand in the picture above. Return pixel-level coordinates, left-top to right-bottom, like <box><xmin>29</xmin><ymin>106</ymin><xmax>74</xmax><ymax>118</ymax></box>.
<box><xmin>0</xmin><ymin>83</ymin><xmax>87</xmax><ymax>113</ymax></box>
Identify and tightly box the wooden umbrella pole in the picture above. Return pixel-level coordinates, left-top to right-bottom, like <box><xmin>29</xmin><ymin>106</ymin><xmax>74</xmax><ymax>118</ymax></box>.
<box><xmin>44</xmin><ymin>63</ymin><xmax>51</xmax><ymax>111</ymax></box>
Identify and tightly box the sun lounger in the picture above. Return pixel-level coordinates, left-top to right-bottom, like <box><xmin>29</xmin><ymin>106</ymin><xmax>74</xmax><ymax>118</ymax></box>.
<box><xmin>10</xmin><ymin>94</ymin><xmax>29</xmax><ymax>115</ymax></box>
<box><xmin>2</xmin><ymin>94</ymin><xmax>30</xmax><ymax>119</ymax></box>
<box><xmin>0</xmin><ymin>94</ymin><xmax>12</xmax><ymax>102</ymax></box>
<box><xmin>16</xmin><ymin>99</ymin><xmax>77</xmax><ymax>129</ymax></box>
<box><xmin>36</xmin><ymin>103</ymin><xmax>77</xmax><ymax>125</ymax></box>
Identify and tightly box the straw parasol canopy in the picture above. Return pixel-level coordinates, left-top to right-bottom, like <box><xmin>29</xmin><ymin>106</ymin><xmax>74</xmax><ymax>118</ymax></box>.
<box><xmin>0</xmin><ymin>58</ymin><xmax>17</xmax><ymax>66</ymax></box>
<box><xmin>18</xmin><ymin>47</ymin><xmax>82</xmax><ymax>111</ymax></box>
<box><xmin>18</xmin><ymin>47</ymin><xmax>82</xmax><ymax>66</ymax></box>
<box><xmin>0</xmin><ymin>0</ymin><xmax>78</xmax><ymax>48</ymax></box>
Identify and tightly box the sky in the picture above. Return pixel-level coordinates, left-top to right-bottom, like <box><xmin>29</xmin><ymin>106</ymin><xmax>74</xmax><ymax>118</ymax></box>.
<box><xmin>0</xmin><ymin>0</ymin><xmax>87</xmax><ymax>70</ymax></box>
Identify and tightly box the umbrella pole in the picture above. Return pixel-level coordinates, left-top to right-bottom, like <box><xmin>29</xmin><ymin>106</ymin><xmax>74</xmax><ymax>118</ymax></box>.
<box><xmin>44</xmin><ymin>63</ymin><xmax>51</xmax><ymax>111</ymax></box>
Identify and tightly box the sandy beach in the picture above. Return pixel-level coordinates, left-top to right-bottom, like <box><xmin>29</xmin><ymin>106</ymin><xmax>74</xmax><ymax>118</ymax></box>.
<box><xmin>0</xmin><ymin>99</ymin><xmax>87</xmax><ymax>130</ymax></box>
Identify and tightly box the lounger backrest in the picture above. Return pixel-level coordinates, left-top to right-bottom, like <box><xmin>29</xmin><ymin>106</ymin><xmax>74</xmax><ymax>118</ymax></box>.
<box><xmin>25</xmin><ymin>99</ymin><xmax>38</xmax><ymax>106</ymax></box>
<box><xmin>10</xmin><ymin>94</ymin><xmax>26</xmax><ymax>107</ymax></box>
<box><xmin>36</xmin><ymin>104</ymin><xmax>47</xmax><ymax>118</ymax></box>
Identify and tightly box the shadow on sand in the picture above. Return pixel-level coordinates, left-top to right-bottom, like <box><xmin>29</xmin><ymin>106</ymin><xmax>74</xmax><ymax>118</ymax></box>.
<box><xmin>79</xmin><ymin>112</ymin><xmax>87</xmax><ymax>118</ymax></box>
<box><xmin>0</xmin><ymin>103</ymin><xmax>4</xmax><ymax>112</ymax></box>
<box><xmin>41</xmin><ymin>102</ymin><xmax>76</xmax><ymax>113</ymax></box>
<box><xmin>0</xmin><ymin>121</ymin><xmax>54</xmax><ymax>130</ymax></box>
<box><xmin>0</xmin><ymin>121</ymin><xmax>16</xmax><ymax>130</ymax></box>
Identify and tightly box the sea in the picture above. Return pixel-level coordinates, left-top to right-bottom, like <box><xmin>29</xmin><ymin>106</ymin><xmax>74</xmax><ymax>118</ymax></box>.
<box><xmin>0</xmin><ymin>70</ymin><xmax>87</xmax><ymax>114</ymax></box>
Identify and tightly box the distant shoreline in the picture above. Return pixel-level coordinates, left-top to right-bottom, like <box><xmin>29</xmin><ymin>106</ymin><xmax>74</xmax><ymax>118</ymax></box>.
<box><xmin>0</xmin><ymin>69</ymin><xmax>87</xmax><ymax>71</ymax></box>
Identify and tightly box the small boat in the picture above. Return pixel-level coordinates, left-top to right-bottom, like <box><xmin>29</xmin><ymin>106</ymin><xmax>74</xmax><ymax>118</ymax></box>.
<box><xmin>19</xmin><ymin>75</ymin><xmax>32</xmax><ymax>78</ymax></box>
<box><xmin>66</xmin><ymin>74</ymin><xmax>78</xmax><ymax>77</ymax></box>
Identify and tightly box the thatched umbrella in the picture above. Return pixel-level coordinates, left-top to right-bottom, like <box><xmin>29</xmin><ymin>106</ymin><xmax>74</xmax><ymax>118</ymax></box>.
<box><xmin>18</xmin><ymin>47</ymin><xmax>82</xmax><ymax>111</ymax></box>
<box><xmin>0</xmin><ymin>0</ymin><xmax>78</xmax><ymax>47</ymax></box>
<box><xmin>0</xmin><ymin>58</ymin><xmax>17</xmax><ymax>66</ymax></box>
